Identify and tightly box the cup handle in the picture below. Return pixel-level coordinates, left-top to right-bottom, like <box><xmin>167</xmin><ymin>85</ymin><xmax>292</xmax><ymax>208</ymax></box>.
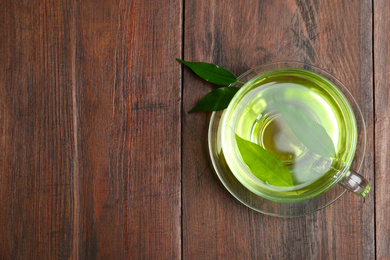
<box><xmin>338</xmin><ymin>169</ymin><xmax>371</xmax><ymax>197</ymax></box>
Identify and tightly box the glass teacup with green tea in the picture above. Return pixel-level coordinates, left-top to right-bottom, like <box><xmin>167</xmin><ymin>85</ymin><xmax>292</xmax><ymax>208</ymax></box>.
<box><xmin>179</xmin><ymin>59</ymin><xmax>370</xmax><ymax>205</ymax></box>
<box><xmin>221</xmin><ymin>64</ymin><xmax>370</xmax><ymax>202</ymax></box>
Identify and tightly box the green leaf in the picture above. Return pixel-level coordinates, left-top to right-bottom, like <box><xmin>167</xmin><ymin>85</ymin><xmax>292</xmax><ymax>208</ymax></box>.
<box><xmin>273</xmin><ymin>96</ymin><xmax>336</xmax><ymax>158</ymax></box>
<box><xmin>177</xmin><ymin>59</ymin><xmax>237</xmax><ymax>85</ymax></box>
<box><xmin>189</xmin><ymin>87</ymin><xmax>239</xmax><ymax>113</ymax></box>
<box><xmin>235</xmin><ymin>134</ymin><xmax>294</xmax><ymax>187</ymax></box>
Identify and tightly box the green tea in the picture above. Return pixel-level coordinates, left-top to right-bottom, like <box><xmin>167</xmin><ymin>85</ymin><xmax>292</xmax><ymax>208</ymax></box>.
<box><xmin>221</xmin><ymin>68</ymin><xmax>357</xmax><ymax>202</ymax></box>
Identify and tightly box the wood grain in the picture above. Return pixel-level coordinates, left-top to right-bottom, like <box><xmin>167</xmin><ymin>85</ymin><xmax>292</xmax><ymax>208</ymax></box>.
<box><xmin>0</xmin><ymin>0</ymin><xmax>182</xmax><ymax>258</ymax></box>
<box><xmin>0</xmin><ymin>0</ymin><xmax>384</xmax><ymax>259</ymax></box>
<box><xmin>374</xmin><ymin>0</ymin><xmax>390</xmax><ymax>259</ymax></box>
<box><xmin>0</xmin><ymin>1</ymin><xmax>76</xmax><ymax>258</ymax></box>
<box><xmin>74</xmin><ymin>0</ymin><xmax>182</xmax><ymax>258</ymax></box>
<box><xmin>182</xmin><ymin>0</ymin><xmax>374</xmax><ymax>259</ymax></box>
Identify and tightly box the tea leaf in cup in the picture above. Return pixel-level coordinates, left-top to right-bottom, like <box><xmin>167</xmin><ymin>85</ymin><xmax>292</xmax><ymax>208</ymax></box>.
<box><xmin>189</xmin><ymin>87</ymin><xmax>240</xmax><ymax>113</ymax></box>
<box><xmin>235</xmin><ymin>134</ymin><xmax>294</xmax><ymax>187</ymax></box>
<box><xmin>177</xmin><ymin>59</ymin><xmax>238</xmax><ymax>85</ymax></box>
<box><xmin>273</xmin><ymin>96</ymin><xmax>336</xmax><ymax>158</ymax></box>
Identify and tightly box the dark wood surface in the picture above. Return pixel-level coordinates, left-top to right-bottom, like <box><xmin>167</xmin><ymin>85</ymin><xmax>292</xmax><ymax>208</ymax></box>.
<box><xmin>183</xmin><ymin>1</ymin><xmax>374</xmax><ymax>259</ymax></box>
<box><xmin>0</xmin><ymin>0</ymin><xmax>181</xmax><ymax>259</ymax></box>
<box><xmin>374</xmin><ymin>0</ymin><xmax>390</xmax><ymax>259</ymax></box>
<box><xmin>0</xmin><ymin>0</ymin><xmax>385</xmax><ymax>259</ymax></box>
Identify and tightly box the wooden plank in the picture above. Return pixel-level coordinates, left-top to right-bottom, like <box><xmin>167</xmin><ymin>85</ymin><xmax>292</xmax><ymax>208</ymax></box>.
<box><xmin>0</xmin><ymin>0</ymin><xmax>182</xmax><ymax>258</ymax></box>
<box><xmin>73</xmin><ymin>0</ymin><xmax>182</xmax><ymax>258</ymax></box>
<box><xmin>182</xmin><ymin>0</ymin><xmax>374</xmax><ymax>259</ymax></box>
<box><xmin>374</xmin><ymin>0</ymin><xmax>390</xmax><ymax>259</ymax></box>
<box><xmin>0</xmin><ymin>1</ymin><xmax>76</xmax><ymax>258</ymax></box>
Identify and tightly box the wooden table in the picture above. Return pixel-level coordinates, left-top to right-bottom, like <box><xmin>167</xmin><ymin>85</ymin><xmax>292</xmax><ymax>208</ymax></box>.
<box><xmin>0</xmin><ymin>0</ymin><xmax>388</xmax><ymax>259</ymax></box>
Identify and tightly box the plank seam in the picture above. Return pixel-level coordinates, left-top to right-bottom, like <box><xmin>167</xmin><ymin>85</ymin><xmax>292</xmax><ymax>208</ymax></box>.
<box><xmin>180</xmin><ymin>0</ymin><xmax>185</xmax><ymax>259</ymax></box>
<box><xmin>70</xmin><ymin>0</ymin><xmax>80</xmax><ymax>257</ymax></box>
<box><xmin>372</xmin><ymin>0</ymin><xmax>377</xmax><ymax>259</ymax></box>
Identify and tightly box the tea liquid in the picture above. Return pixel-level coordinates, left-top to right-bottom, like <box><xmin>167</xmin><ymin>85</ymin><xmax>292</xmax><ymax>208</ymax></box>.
<box><xmin>221</xmin><ymin>68</ymin><xmax>357</xmax><ymax>201</ymax></box>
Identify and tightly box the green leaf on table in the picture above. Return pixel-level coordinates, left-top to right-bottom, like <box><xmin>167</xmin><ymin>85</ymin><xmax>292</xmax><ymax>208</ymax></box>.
<box><xmin>189</xmin><ymin>86</ymin><xmax>240</xmax><ymax>113</ymax></box>
<box><xmin>273</xmin><ymin>96</ymin><xmax>336</xmax><ymax>158</ymax></box>
<box><xmin>176</xmin><ymin>59</ymin><xmax>238</xmax><ymax>85</ymax></box>
<box><xmin>235</xmin><ymin>134</ymin><xmax>294</xmax><ymax>187</ymax></box>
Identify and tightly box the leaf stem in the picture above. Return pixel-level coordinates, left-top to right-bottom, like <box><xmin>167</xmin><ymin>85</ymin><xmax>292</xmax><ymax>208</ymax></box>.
<box><xmin>236</xmin><ymin>80</ymin><xmax>246</xmax><ymax>84</ymax></box>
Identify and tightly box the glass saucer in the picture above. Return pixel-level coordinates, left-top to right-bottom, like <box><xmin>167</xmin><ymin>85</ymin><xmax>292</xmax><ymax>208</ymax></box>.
<box><xmin>208</xmin><ymin>61</ymin><xmax>366</xmax><ymax>217</ymax></box>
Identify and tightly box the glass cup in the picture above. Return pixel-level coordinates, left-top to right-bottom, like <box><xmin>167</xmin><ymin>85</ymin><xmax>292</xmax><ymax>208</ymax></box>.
<box><xmin>208</xmin><ymin>61</ymin><xmax>370</xmax><ymax>217</ymax></box>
